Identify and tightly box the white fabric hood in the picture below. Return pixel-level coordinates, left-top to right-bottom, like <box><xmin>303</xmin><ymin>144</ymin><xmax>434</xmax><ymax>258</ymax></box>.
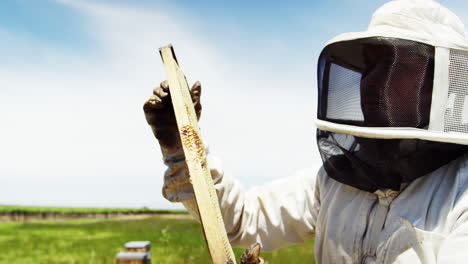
<box><xmin>327</xmin><ymin>0</ymin><xmax>468</xmax><ymax>49</ymax></box>
<box><xmin>316</xmin><ymin>0</ymin><xmax>468</xmax><ymax>145</ymax></box>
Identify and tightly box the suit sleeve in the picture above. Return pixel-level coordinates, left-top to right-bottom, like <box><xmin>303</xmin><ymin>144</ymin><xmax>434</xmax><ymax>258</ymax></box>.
<box><xmin>162</xmin><ymin>149</ymin><xmax>320</xmax><ymax>251</ymax></box>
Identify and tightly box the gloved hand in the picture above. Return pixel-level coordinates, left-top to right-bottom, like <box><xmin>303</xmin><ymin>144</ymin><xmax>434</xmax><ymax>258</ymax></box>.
<box><xmin>143</xmin><ymin>80</ymin><xmax>202</xmax><ymax>153</ymax></box>
<box><xmin>144</xmin><ymin>80</ymin><xmax>209</xmax><ymax>207</ymax></box>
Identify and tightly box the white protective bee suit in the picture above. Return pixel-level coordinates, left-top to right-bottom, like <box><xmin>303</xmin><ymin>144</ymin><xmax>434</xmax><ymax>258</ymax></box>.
<box><xmin>160</xmin><ymin>0</ymin><xmax>468</xmax><ymax>263</ymax></box>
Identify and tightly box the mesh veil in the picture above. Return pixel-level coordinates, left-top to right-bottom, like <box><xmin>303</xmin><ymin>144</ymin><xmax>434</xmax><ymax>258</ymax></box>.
<box><xmin>317</xmin><ymin>130</ymin><xmax>468</xmax><ymax>192</ymax></box>
<box><xmin>318</xmin><ymin>37</ymin><xmax>435</xmax><ymax>128</ymax></box>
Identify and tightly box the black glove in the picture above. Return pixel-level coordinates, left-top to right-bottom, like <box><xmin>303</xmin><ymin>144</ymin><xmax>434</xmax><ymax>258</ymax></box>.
<box><xmin>143</xmin><ymin>80</ymin><xmax>202</xmax><ymax>152</ymax></box>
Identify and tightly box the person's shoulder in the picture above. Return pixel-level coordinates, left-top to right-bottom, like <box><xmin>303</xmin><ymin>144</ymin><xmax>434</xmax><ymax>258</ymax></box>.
<box><xmin>452</xmin><ymin>153</ymin><xmax>468</xmax><ymax>179</ymax></box>
<box><xmin>309</xmin><ymin>165</ymin><xmax>347</xmax><ymax>195</ymax></box>
<box><xmin>295</xmin><ymin>166</ymin><xmax>323</xmax><ymax>178</ymax></box>
<box><xmin>398</xmin><ymin>153</ymin><xmax>468</xmax><ymax>223</ymax></box>
<box><xmin>434</xmin><ymin>153</ymin><xmax>468</xmax><ymax>190</ymax></box>
<box><xmin>294</xmin><ymin>164</ymin><xmax>334</xmax><ymax>187</ymax></box>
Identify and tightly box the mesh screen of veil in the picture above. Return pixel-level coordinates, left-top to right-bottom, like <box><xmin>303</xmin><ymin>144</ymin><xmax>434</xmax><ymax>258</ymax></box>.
<box><xmin>444</xmin><ymin>49</ymin><xmax>468</xmax><ymax>134</ymax></box>
<box><xmin>317</xmin><ymin>129</ymin><xmax>468</xmax><ymax>192</ymax></box>
<box><xmin>317</xmin><ymin>37</ymin><xmax>435</xmax><ymax>128</ymax></box>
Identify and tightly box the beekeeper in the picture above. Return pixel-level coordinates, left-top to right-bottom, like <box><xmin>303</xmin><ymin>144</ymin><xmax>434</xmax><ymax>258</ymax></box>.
<box><xmin>144</xmin><ymin>0</ymin><xmax>468</xmax><ymax>263</ymax></box>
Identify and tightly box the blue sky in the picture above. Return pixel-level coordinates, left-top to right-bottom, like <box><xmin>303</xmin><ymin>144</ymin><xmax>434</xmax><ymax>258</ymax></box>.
<box><xmin>0</xmin><ymin>0</ymin><xmax>392</xmax><ymax>68</ymax></box>
<box><xmin>1</xmin><ymin>0</ymin><xmax>467</xmax><ymax>209</ymax></box>
<box><xmin>0</xmin><ymin>1</ymin><xmax>86</xmax><ymax>44</ymax></box>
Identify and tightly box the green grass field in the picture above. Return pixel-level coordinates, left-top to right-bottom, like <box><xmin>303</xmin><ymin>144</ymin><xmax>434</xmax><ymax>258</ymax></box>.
<box><xmin>0</xmin><ymin>214</ymin><xmax>315</xmax><ymax>263</ymax></box>
<box><xmin>0</xmin><ymin>205</ymin><xmax>184</xmax><ymax>214</ymax></box>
